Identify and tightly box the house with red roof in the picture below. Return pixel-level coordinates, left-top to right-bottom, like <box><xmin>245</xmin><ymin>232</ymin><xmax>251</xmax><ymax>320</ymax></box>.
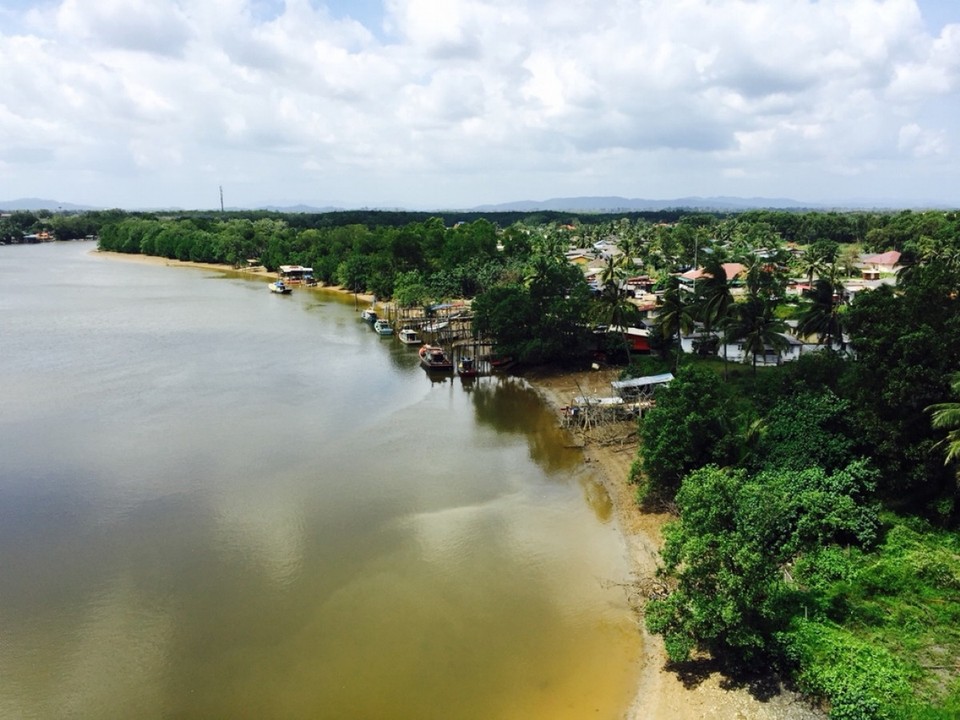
<box><xmin>860</xmin><ymin>250</ymin><xmax>901</xmax><ymax>279</ymax></box>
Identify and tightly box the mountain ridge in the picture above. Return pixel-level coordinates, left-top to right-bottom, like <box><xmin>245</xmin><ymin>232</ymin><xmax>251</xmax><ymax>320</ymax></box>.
<box><xmin>2</xmin><ymin>196</ymin><xmax>953</xmax><ymax>213</ymax></box>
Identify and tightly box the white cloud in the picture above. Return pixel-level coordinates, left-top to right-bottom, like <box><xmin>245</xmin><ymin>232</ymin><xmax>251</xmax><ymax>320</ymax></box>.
<box><xmin>0</xmin><ymin>0</ymin><xmax>957</xmax><ymax>207</ymax></box>
<box><xmin>898</xmin><ymin>122</ymin><xmax>949</xmax><ymax>157</ymax></box>
<box><xmin>55</xmin><ymin>0</ymin><xmax>193</xmax><ymax>56</ymax></box>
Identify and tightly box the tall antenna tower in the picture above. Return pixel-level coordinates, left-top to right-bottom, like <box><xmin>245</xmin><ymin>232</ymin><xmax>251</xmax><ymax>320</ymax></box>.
<box><xmin>219</xmin><ymin>185</ymin><xmax>224</xmax><ymax>212</ymax></box>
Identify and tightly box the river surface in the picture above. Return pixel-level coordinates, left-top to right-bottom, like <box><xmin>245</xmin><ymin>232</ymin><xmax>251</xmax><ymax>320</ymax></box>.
<box><xmin>0</xmin><ymin>242</ymin><xmax>641</xmax><ymax>719</ymax></box>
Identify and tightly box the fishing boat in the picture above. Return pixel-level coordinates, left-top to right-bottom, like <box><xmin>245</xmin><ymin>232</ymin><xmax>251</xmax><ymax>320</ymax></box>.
<box><xmin>418</xmin><ymin>344</ymin><xmax>453</xmax><ymax>371</ymax></box>
<box><xmin>397</xmin><ymin>327</ymin><xmax>421</xmax><ymax>345</ymax></box>
<box><xmin>458</xmin><ymin>356</ymin><xmax>480</xmax><ymax>378</ymax></box>
<box><xmin>269</xmin><ymin>280</ymin><xmax>292</xmax><ymax>294</ymax></box>
<box><xmin>373</xmin><ymin>319</ymin><xmax>394</xmax><ymax>336</ymax></box>
<box><xmin>360</xmin><ymin>307</ymin><xmax>377</xmax><ymax>322</ymax></box>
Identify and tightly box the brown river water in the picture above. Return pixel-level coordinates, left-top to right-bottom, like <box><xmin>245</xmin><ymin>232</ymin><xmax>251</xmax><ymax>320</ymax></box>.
<box><xmin>0</xmin><ymin>242</ymin><xmax>641</xmax><ymax>719</ymax></box>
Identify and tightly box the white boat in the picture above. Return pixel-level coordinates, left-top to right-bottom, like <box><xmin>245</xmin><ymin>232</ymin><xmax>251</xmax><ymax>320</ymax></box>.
<box><xmin>360</xmin><ymin>307</ymin><xmax>377</xmax><ymax>322</ymax></box>
<box><xmin>421</xmin><ymin>320</ymin><xmax>449</xmax><ymax>333</ymax></box>
<box><xmin>373</xmin><ymin>319</ymin><xmax>394</xmax><ymax>336</ymax></box>
<box><xmin>398</xmin><ymin>327</ymin><xmax>421</xmax><ymax>345</ymax></box>
<box><xmin>269</xmin><ymin>280</ymin><xmax>292</xmax><ymax>294</ymax></box>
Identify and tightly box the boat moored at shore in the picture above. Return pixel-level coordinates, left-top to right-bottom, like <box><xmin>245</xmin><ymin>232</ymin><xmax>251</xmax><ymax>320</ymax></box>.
<box><xmin>269</xmin><ymin>280</ymin><xmax>292</xmax><ymax>294</ymax></box>
<box><xmin>458</xmin><ymin>356</ymin><xmax>480</xmax><ymax>378</ymax></box>
<box><xmin>418</xmin><ymin>344</ymin><xmax>453</xmax><ymax>371</ymax></box>
<box><xmin>398</xmin><ymin>327</ymin><xmax>421</xmax><ymax>345</ymax></box>
<box><xmin>373</xmin><ymin>319</ymin><xmax>394</xmax><ymax>336</ymax></box>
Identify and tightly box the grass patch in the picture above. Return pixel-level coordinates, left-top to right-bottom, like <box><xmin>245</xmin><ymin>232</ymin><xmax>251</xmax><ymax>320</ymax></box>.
<box><xmin>790</xmin><ymin>516</ymin><xmax>960</xmax><ymax>715</ymax></box>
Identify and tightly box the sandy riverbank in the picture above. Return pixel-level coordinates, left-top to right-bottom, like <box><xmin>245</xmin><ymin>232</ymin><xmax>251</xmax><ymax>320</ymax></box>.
<box><xmin>525</xmin><ymin>366</ymin><xmax>823</xmax><ymax>720</ymax></box>
<box><xmin>93</xmin><ymin>249</ymin><xmax>821</xmax><ymax>719</ymax></box>
<box><xmin>91</xmin><ymin>250</ymin><xmax>379</xmax><ymax>305</ymax></box>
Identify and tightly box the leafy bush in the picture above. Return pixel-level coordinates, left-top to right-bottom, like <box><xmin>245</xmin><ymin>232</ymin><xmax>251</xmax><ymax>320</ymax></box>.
<box><xmin>782</xmin><ymin>620</ymin><xmax>913</xmax><ymax>720</ymax></box>
<box><xmin>637</xmin><ymin>366</ymin><xmax>739</xmax><ymax>503</ymax></box>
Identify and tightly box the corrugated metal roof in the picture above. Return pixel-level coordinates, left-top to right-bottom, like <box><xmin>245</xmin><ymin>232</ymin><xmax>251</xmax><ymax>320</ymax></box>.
<box><xmin>611</xmin><ymin>373</ymin><xmax>674</xmax><ymax>390</ymax></box>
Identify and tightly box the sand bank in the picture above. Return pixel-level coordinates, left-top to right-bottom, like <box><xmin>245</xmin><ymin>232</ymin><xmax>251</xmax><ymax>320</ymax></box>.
<box><xmin>91</xmin><ymin>250</ymin><xmax>378</xmax><ymax>305</ymax></box>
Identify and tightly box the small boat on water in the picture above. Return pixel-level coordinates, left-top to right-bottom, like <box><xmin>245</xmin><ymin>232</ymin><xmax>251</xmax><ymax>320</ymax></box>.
<box><xmin>373</xmin><ymin>319</ymin><xmax>394</xmax><ymax>336</ymax></box>
<box><xmin>421</xmin><ymin>320</ymin><xmax>449</xmax><ymax>333</ymax></box>
<box><xmin>398</xmin><ymin>327</ymin><xmax>421</xmax><ymax>345</ymax></box>
<box><xmin>489</xmin><ymin>354</ymin><xmax>516</xmax><ymax>371</ymax></box>
<box><xmin>458</xmin><ymin>356</ymin><xmax>480</xmax><ymax>378</ymax></box>
<box><xmin>419</xmin><ymin>344</ymin><xmax>453</xmax><ymax>371</ymax></box>
<box><xmin>269</xmin><ymin>280</ymin><xmax>292</xmax><ymax>294</ymax></box>
<box><xmin>360</xmin><ymin>307</ymin><xmax>377</xmax><ymax>322</ymax></box>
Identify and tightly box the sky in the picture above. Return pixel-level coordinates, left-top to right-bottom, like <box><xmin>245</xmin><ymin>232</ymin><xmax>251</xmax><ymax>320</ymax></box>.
<box><xmin>1</xmin><ymin>0</ymin><xmax>958</xmax><ymax>210</ymax></box>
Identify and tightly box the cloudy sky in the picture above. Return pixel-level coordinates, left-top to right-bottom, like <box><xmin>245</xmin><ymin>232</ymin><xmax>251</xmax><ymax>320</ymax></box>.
<box><xmin>1</xmin><ymin>0</ymin><xmax>958</xmax><ymax>210</ymax></box>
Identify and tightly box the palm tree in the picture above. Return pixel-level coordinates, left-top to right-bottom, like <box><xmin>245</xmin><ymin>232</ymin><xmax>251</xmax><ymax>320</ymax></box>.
<box><xmin>795</xmin><ymin>247</ymin><xmax>826</xmax><ymax>286</ymax></box>
<box><xmin>797</xmin><ymin>278</ymin><xmax>845</xmax><ymax>350</ymax></box>
<box><xmin>595</xmin><ymin>254</ymin><xmax>638</xmax><ymax>363</ymax></box>
<box><xmin>927</xmin><ymin>373</ymin><xmax>960</xmax><ymax>467</ymax></box>
<box><xmin>899</xmin><ymin>236</ymin><xmax>960</xmax><ymax>291</ymax></box>
<box><xmin>695</xmin><ymin>257</ymin><xmax>736</xmax><ymax>377</ymax></box>
<box><xmin>728</xmin><ymin>296</ymin><xmax>788</xmax><ymax>376</ymax></box>
<box><xmin>657</xmin><ymin>276</ymin><xmax>695</xmax><ymax>372</ymax></box>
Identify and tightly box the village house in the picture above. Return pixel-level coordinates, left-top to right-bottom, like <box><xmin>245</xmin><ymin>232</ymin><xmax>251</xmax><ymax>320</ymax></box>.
<box><xmin>859</xmin><ymin>250</ymin><xmax>901</xmax><ymax>279</ymax></box>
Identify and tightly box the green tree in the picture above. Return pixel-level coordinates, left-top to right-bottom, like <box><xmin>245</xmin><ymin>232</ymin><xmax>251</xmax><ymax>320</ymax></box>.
<box><xmin>646</xmin><ymin>461</ymin><xmax>879</xmax><ymax>663</ymax></box>
<box><xmin>927</xmin><ymin>373</ymin><xmax>960</xmax><ymax>468</ymax></box>
<box><xmin>392</xmin><ymin>270</ymin><xmax>430</xmax><ymax>308</ymax></box>
<box><xmin>695</xmin><ymin>257</ymin><xmax>736</xmax><ymax>374</ymax></box>
<box><xmin>754</xmin><ymin>390</ymin><xmax>857</xmax><ymax>474</ymax></box>
<box><xmin>336</xmin><ymin>253</ymin><xmax>371</xmax><ymax>293</ymax></box>
<box><xmin>844</xmin><ymin>264</ymin><xmax>960</xmax><ymax>513</ymax></box>
<box><xmin>656</xmin><ymin>276</ymin><xmax>695</xmax><ymax>372</ymax></box>
<box><xmin>473</xmin><ymin>252</ymin><xmax>593</xmax><ymax>366</ymax></box>
<box><xmin>636</xmin><ymin>366</ymin><xmax>738</xmax><ymax>503</ymax></box>
<box><xmin>797</xmin><ymin>278</ymin><xmax>845</xmax><ymax>350</ymax></box>
<box><xmin>727</xmin><ymin>296</ymin><xmax>788</xmax><ymax>375</ymax></box>
<box><xmin>594</xmin><ymin>254</ymin><xmax>639</xmax><ymax>363</ymax></box>
<box><xmin>795</xmin><ymin>239</ymin><xmax>839</xmax><ymax>285</ymax></box>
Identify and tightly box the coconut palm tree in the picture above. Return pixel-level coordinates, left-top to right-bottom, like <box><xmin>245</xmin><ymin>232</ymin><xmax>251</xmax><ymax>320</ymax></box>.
<box><xmin>727</xmin><ymin>296</ymin><xmax>788</xmax><ymax>376</ymax></box>
<box><xmin>795</xmin><ymin>247</ymin><xmax>827</xmax><ymax>286</ymax></box>
<box><xmin>657</xmin><ymin>276</ymin><xmax>695</xmax><ymax>372</ymax></box>
<box><xmin>797</xmin><ymin>277</ymin><xmax>845</xmax><ymax>350</ymax></box>
<box><xmin>595</xmin><ymin>254</ymin><xmax>639</xmax><ymax>363</ymax></box>
<box><xmin>927</xmin><ymin>373</ymin><xmax>960</xmax><ymax>467</ymax></box>
<box><xmin>695</xmin><ymin>257</ymin><xmax>736</xmax><ymax>377</ymax></box>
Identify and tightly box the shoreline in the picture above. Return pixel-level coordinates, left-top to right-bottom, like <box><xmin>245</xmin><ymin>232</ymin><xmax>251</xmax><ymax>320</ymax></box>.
<box><xmin>524</xmin><ymin>368</ymin><xmax>823</xmax><ymax>720</ymax></box>
<box><xmin>91</xmin><ymin>249</ymin><xmax>380</xmax><ymax>305</ymax></box>
<box><xmin>93</xmin><ymin>249</ymin><xmax>820</xmax><ymax>719</ymax></box>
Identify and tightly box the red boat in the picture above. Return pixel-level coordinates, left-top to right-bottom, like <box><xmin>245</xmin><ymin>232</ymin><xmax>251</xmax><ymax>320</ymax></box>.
<box><xmin>458</xmin><ymin>356</ymin><xmax>480</xmax><ymax>378</ymax></box>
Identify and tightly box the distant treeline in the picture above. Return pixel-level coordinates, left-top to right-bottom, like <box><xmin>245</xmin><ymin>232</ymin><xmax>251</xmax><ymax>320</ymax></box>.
<box><xmin>82</xmin><ymin>207</ymin><xmax>955</xmax><ymax>297</ymax></box>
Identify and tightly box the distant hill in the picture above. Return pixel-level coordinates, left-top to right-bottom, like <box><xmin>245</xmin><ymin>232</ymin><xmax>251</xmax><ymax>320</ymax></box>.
<box><xmin>0</xmin><ymin>198</ymin><xmax>97</xmax><ymax>212</ymax></box>
<box><xmin>254</xmin><ymin>204</ymin><xmax>343</xmax><ymax>213</ymax></box>
<box><xmin>469</xmin><ymin>196</ymin><xmax>818</xmax><ymax>212</ymax></box>
<box><xmin>4</xmin><ymin>196</ymin><xmax>951</xmax><ymax>214</ymax></box>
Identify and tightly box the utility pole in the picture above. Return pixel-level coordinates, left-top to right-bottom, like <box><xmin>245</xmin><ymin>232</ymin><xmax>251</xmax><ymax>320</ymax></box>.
<box><xmin>219</xmin><ymin>185</ymin><xmax>224</xmax><ymax>212</ymax></box>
